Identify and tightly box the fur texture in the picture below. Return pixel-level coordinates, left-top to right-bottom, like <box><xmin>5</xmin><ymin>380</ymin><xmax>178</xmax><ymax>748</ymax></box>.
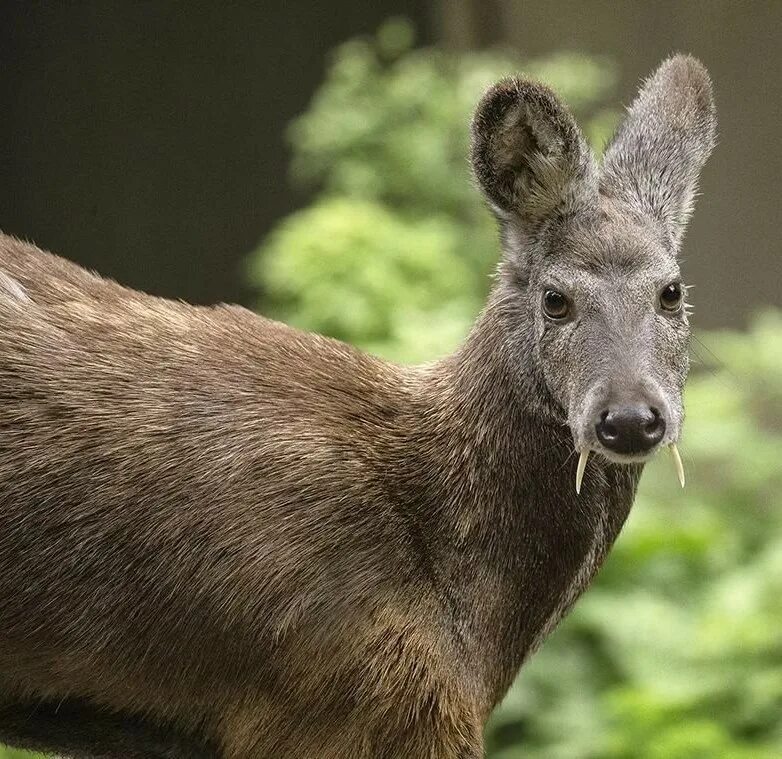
<box><xmin>0</xmin><ymin>55</ymin><xmax>715</xmax><ymax>758</ymax></box>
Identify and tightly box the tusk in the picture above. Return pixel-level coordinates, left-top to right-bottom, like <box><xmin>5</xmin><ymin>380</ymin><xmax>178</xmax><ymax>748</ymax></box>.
<box><xmin>669</xmin><ymin>443</ymin><xmax>685</xmax><ymax>488</ymax></box>
<box><xmin>575</xmin><ymin>449</ymin><xmax>589</xmax><ymax>495</ymax></box>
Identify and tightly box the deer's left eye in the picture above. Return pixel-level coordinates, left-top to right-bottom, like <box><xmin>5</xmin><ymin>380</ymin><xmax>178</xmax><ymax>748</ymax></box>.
<box><xmin>659</xmin><ymin>282</ymin><xmax>683</xmax><ymax>312</ymax></box>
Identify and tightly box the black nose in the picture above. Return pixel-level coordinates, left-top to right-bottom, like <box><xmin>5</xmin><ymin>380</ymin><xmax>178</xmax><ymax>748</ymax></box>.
<box><xmin>595</xmin><ymin>405</ymin><xmax>666</xmax><ymax>455</ymax></box>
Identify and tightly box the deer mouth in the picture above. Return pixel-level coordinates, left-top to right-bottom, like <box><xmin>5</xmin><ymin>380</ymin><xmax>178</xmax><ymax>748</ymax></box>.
<box><xmin>574</xmin><ymin>443</ymin><xmax>685</xmax><ymax>494</ymax></box>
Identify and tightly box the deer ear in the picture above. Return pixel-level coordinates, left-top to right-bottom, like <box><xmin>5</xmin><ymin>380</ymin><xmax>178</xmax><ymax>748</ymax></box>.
<box><xmin>470</xmin><ymin>78</ymin><xmax>597</xmax><ymax>231</ymax></box>
<box><xmin>601</xmin><ymin>55</ymin><xmax>717</xmax><ymax>251</ymax></box>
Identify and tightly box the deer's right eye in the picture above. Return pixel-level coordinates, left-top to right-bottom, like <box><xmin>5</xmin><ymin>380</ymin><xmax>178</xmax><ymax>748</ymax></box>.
<box><xmin>542</xmin><ymin>290</ymin><xmax>570</xmax><ymax>320</ymax></box>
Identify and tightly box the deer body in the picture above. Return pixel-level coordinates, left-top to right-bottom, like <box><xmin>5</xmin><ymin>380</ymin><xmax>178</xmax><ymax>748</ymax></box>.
<box><xmin>0</xmin><ymin>56</ymin><xmax>715</xmax><ymax>758</ymax></box>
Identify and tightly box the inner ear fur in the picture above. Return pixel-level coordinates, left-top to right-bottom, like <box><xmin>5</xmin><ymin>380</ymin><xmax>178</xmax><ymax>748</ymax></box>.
<box><xmin>470</xmin><ymin>78</ymin><xmax>597</xmax><ymax>229</ymax></box>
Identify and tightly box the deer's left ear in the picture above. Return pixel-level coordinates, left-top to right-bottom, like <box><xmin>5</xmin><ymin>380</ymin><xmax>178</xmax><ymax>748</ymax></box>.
<box><xmin>600</xmin><ymin>55</ymin><xmax>717</xmax><ymax>251</ymax></box>
<box><xmin>470</xmin><ymin>78</ymin><xmax>598</xmax><ymax>233</ymax></box>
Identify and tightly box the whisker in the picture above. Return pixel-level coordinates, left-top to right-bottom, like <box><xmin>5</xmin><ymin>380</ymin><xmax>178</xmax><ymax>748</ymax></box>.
<box><xmin>691</xmin><ymin>333</ymin><xmax>744</xmax><ymax>386</ymax></box>
<box><xmin>558</xmin><ymin>446</ymin><xmax>578</xmax><ymax>472</ymax></box>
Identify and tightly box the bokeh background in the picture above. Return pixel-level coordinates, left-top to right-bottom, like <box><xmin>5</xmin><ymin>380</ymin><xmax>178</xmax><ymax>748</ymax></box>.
<box><xmin>1</xmin><ymin>2</ymin><xmax>780</xmax><ymax>758</ymax></box>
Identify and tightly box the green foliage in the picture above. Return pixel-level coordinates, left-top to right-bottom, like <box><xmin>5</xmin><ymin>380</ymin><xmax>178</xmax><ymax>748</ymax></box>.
<box><xmin>245</xmin><ymin>20</ymin><xmax>782</xmax><ymax>759</ymax></box>
<box><xmin>250</xmin><ymin>197</ymin><xmax>477</xmax><ymax>362</ymax></box>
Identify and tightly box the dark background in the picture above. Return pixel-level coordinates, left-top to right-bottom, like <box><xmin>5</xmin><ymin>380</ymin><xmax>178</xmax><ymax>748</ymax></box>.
<box><xmin>0</xmin><ymin>1</ymin><xmax>433</xmax><ymax>306</ymax></box>
<box><xmin>1</xmin><ymin>1</ymin><xmax>779</xmax><ymax>328</ymax></box>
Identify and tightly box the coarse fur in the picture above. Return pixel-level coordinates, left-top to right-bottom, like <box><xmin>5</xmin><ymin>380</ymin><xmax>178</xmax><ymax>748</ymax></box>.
<box><xmin>0</xmin><ymin>56</ymin><xmax>715</xmax><ymax>758</ymax></box>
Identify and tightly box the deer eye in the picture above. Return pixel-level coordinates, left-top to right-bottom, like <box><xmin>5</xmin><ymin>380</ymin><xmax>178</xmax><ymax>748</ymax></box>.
<box><xmin>542</xmin><ymin>290</ymin><xmax>570</xmax><ymax>320</ymax></box>
<box><xmin>660</xmin><ymin>282</ymin><xmax>683</xmax><ymax>312</ymax></box>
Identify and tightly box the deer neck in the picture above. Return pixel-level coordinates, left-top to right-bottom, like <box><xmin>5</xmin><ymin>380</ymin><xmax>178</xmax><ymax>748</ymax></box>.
<box><xmin>406</xmin><ymin>288</ymin><xmax>640</xmax><ymax>708</ymax></box>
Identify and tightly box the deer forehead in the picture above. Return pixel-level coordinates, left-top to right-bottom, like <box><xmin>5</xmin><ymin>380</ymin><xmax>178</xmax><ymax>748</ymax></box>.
<box><xmin>538</xmin><ymin>214</ymin><xmax>680</xmax><ymax>285</ymax></box>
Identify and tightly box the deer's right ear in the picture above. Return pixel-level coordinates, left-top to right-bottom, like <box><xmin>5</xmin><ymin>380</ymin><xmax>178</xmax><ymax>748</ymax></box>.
<box><xmin>470</xmin><ymin>78</ymin><xmax>597</xmax><ymax>232</ymax></box>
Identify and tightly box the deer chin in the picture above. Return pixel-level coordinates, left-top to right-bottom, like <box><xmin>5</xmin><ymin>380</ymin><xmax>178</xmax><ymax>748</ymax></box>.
<box><xmin>574</xmin><ymin>442</ymin><xmax>685</xmax><ymax>494</ymax></box>
<box><xmin>594</xmin><ymin>446</ymin><xmax>660</xmax><ymax>465</ymax></box>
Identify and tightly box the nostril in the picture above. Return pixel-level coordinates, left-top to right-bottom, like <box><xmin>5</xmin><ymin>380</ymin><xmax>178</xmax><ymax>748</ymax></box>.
<box><xmin>642</xmin><ymin>407</ymin><xmax>666</xmax><ymax>443</ymax></box>
<box><xmin>595</xmin><ymin>411</ymin><xmax>618</xmax><ymax>445</ymax></box>
<box><xmin>597</xmin><ymin>410</ymin><xmax>618</xmax><ymax>441</ymax></box>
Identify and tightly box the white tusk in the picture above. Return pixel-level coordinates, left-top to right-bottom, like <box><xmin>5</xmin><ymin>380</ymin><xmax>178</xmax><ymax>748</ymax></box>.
<box><xmin>575</xmin><ymin>449</ymin><xmax>589</xmax><ymax>495</ymax></box>
<box><xmin>669</xmin><ymin>443</ymin><xmax>685</xmax><ymax>488</ymax></box>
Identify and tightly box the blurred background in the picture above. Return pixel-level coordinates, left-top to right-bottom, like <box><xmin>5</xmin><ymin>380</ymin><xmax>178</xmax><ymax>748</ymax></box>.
<box><xmin>1</xmin><ymin>2</ymin><xmax>780</xmax><ymax>758</ymax></box>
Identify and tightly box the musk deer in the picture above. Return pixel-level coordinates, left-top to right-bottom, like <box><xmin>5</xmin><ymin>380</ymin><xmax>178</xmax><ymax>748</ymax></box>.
<box><xmin>0</xmin><ymin>55</ymin><xmax>715</xmax><ymax>758</ymax></box>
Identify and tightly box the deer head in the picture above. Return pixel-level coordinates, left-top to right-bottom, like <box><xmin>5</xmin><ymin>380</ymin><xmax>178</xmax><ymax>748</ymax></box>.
<box><xmin>470</xmin><ymin>55</ymin><xmax>716</xmax><ymax>491</ymax></box>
